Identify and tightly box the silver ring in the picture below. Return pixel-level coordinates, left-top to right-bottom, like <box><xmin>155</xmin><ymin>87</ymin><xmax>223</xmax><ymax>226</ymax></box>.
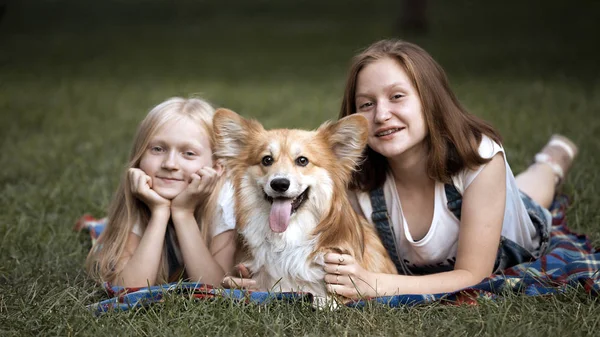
<box><xmin>339</xmin><ymin>256</ymin><xmax>345</xmax><ymax>263</ymax></box>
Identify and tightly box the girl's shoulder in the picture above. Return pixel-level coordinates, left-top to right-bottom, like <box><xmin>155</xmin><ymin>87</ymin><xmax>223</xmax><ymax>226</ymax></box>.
<box><xmin>212</xmin><ymin>178</ymin><xmax>236</xmax><ymax>236</ymax></box>
<box><xmin>217</xmin><ymin>179</ymin><xmax>235</xmax><ymax>204</ymax></box>
<box><xmin>452</xmin><ymin>135</ymin><xmax>505</xmax><ymax>194</ymax></box>
<box><xmin>476</xmin><ymin>134</ymin><xmax>504</xmax><ymax>160</ymax></box>
<box><xmin>348</xmin><ymin>169</ymin><xmax>396</xmax><ymax>223</ymax></box>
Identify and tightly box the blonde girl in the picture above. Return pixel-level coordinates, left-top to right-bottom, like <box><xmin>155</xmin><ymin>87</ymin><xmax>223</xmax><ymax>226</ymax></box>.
<box><xmin>323</xmin><ymin>39</ymin><xmax>578</xmax><ymax>298</ymax></box>
<box><xmin>86</xmin><ymin>97</ymin><xmax>237</xmax><ymax>287</ymax></box>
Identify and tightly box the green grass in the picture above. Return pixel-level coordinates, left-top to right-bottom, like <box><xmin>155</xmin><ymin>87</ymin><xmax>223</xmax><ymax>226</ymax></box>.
<box><xmin>1</xmin><ymin>0</ymin><xmax>599</xmax><ymax>335</ymax></box>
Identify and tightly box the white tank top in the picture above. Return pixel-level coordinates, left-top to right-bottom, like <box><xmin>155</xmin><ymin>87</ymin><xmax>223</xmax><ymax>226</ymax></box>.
<box><xmin>350</xmin><ymin>136</ymin><xmax>548</xmax><ymax>271</ymax></box>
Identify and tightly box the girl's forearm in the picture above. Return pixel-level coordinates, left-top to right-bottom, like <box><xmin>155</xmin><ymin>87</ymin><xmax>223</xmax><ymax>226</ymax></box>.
<box><xmin>374</xmin><ymin>269</ymin><xmax>485</xmax><ymax>296</ymax></box>
<box><xmin>171</xmin><ymin>211</ymin><xmax>227</xmax><ymax>286</ymax></box>
<box><xmin>113</xmin><ymin>210</ymin><xmax>170</xmax><ymax>287</ymax></box>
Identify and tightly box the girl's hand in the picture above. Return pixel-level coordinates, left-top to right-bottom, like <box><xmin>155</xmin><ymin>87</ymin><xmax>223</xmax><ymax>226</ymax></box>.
<box><xmin>128</xmin><ymin>168</ymin><xmax>171</xmax><ymax>213</ymax></box>
<box><xmin>323</xmin><ymin>252</ymin><xmax>379</xmax><ymax>299</ymax></box>
<box><xmin>171</xmin><ymin>166</ymin><xmax>221</xmax><ymax>215</ymax></box>
<box><xmin>221</xmin><ymin>264</ymin><xmax>258</xmax><ymax>290</ymax></box>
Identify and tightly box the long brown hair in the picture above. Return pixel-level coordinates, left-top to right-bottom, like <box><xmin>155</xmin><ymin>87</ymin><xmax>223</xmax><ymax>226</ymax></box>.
<box><xmin>86</xmin><ymin>97</ymin><xmax>225</xmax><ymax>284</ymax></box>
<box><xmin>339</xmin><ymin>39</ymin><xmax>502</xmax><ymax>191</ymax></box>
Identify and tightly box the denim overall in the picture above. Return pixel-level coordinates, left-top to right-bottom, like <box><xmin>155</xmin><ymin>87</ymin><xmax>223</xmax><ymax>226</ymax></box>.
<box><xmin>370</xmin><ymin>184</ymin><xmax>551</xmax><ymax>275</ymax></box>
<box><xmin>165</xmin><ymin>223</ymin><xmax>186</xmax><ymax>282</ymax></box>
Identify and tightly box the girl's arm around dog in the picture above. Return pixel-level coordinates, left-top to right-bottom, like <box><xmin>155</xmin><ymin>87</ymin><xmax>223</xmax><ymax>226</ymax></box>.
<box><xmin>324</xmin><ymin>156</ymin><xmax>505</xmax><ymax>297</ymax></box>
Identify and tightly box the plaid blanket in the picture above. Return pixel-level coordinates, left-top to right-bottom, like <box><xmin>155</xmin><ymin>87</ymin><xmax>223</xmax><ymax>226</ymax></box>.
<box><xmin>76</xmin><ymin>195</ymin><xmax>599</xmax><ymax>315</ymax></box>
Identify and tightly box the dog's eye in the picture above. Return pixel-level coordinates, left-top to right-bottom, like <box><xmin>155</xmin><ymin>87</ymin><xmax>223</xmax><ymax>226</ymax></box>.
<box><xmin>261</xmin><ymin>155</ymin><xmax>274</xmax><ymax>166</ymax></box>
<box><xmin>295</xmin><ymin>156</ymin><xmax>309</xmax><ymax>167</ymax></box>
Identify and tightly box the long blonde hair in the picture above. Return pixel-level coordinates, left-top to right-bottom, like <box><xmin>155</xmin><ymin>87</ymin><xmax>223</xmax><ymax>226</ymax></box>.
<box><xmin>86</xmin><ymin>97</ymin><xmax>225</xmax><ymax>284</ymax></box>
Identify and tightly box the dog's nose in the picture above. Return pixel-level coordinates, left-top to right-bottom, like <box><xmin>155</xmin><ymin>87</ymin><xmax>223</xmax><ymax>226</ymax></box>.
<box><xmin>270</xmin><ymin>178</ymin><xmax>290</xmax><ymax>192</ymax></box>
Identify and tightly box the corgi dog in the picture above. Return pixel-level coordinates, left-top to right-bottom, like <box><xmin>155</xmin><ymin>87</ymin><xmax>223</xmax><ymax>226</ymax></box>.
<box><xmin>213</xmin><ymin>109</ymin><xmax>397</xmax><ymax>299</ymax></box>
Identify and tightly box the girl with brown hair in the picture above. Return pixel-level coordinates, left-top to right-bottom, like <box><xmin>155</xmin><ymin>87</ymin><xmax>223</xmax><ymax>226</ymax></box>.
<box><xmin>323</xmin><ymin>39</ymin><xmax>578</xmax><ymax>298</ymax></box>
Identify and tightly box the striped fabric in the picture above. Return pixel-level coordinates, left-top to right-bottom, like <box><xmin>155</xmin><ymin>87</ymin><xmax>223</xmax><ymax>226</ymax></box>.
<box><xmin>77</xmin><ymin>195</ymin><xmax>599</xmax><ymax>315</ymax></box>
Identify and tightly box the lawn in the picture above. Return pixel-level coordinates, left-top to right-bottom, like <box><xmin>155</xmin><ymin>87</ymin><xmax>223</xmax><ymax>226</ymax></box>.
<box><xmin>1</xmin><ymin>0</ymin><xmax>599</xmax><ymax>335</ymax></box>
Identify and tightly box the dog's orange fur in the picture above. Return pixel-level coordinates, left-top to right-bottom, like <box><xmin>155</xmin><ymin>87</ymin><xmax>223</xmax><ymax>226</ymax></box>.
<box><xmin>213</xmin><ymin>108</ymin><xmax>396</xmax><ymax>294</ymax></box>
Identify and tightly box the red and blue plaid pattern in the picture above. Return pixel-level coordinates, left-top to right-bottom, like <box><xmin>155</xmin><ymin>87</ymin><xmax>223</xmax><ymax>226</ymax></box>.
<box><xmin>78</xmin><ymin>194</ymin><xmax>599</xmax><ymax>315</ymax></box>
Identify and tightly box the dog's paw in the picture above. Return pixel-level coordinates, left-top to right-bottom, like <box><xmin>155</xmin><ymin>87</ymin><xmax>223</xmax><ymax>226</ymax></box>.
<box><xmin>236</xmin><ymin>263</ymin><xmax>253</xmax><ymax>278</ymax></box>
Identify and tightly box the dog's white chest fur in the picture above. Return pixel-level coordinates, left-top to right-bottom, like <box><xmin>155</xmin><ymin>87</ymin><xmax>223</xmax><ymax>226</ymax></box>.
<box><xmin>236</xmin><ymin>171</ymin><xmax>333</xmax><ymax>296</ymax></box>
<box><xmin>241</xmin><ymin>208</ymin><xmax>328</xmax><ymax>296</ymax></box>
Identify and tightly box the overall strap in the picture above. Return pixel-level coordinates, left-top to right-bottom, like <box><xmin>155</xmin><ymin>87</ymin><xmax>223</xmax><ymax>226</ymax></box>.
<box><xmin>369</xmin><ymin>187</ymin><xmax>404</xmax><ymax>274</ymax></box>
<box><xmin>165</xmin><ymin>223</ymin><xmax>183</xmax><ymax>279</ymax></box>
<box><xmin>370</xmin><ymin>184</ymin><xmax>462</xmax><ymax>275</ymax></box>
<box><xmin>444</xmin><ymin>183</ymin><xmax>506</xmax><ymax>272</ymax></box>
<box><xmin>444</xmin><ymin>183</ymin><xmax>463</xmax><ymax>220</ymax></box>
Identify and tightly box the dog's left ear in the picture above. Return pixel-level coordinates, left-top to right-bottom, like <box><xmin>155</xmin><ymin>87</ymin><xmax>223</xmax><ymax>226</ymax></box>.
<box><xmin>213</xmin><ymin>108</ymin><xmax>264</xmax><ymax>160</ymax></box>
<box><xmin>318</xmin><ymin>114</ymin><xmax>368</xmax><ymax>172</ymax></box>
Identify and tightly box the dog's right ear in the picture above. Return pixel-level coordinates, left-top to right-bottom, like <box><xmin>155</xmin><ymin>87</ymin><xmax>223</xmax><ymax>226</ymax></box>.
<box><xmin>213</xmin><ymin>108</ymin><xmax>263</xmax><ymax>159</ymax></box>
<box><xmin>318</xmin><ymin>114</ymin><xmax>368</xmax><ymax>174</ymax></box>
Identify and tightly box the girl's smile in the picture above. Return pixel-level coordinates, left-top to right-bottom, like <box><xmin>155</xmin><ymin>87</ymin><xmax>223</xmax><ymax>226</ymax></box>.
<box><xmin>156</xmin><ymin>176</ymin><xmax>185</xmax><ymax>183</ymax></box>
<box><xmin>374</xmin><ymin>126</ymin><xmax>406</xmax><ymax>139</ymax></box>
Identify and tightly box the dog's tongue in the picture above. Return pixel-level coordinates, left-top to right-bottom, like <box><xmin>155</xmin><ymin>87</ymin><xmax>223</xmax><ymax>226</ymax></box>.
<box><xmin>269</xmin><ymin>199</ymin><xmax>292</xmax><ymax>233</ymax></box>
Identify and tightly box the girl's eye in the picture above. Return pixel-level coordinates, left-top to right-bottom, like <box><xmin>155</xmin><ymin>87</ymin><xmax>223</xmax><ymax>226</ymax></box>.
<box><xmin>150</xmin><ymin>146</ymin><xmax>163</xmax><ymax>153</ymax></box>
<box><xmin>261</xmin><ymin>155</ymin><xmax>274</xmax><ymax>166</ymax></box>
<box><xmin>358</xmin><ymin>102</ymin><xmax>373</xmax><ymax>110</ymax></box>
<box><xmin>295</xmin><ymin>156</ymin><xmax>309</xmax><ymax>167</ymax></box>
<box><xmin>184</xmin><ymin>151</ymin><xmax>196</xmax><ymax>156</ymax></box>
<box><xmin>392</xmin><ymin>94</ymin><xmax>404</xmax><ymax>100</ymax></box>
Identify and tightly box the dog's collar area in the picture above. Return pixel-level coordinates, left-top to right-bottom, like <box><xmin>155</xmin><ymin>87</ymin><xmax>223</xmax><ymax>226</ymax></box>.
<box><xmin>264</xmin><ymin>187</ymin><xmax>310</xmax><ymax>215</ymax></box>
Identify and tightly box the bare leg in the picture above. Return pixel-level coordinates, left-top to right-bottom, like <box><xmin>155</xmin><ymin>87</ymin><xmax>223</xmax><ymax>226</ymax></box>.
<box><xmin>516</xmin><ymin>135</ymin><xmax>578</xmax><ymax>209</ymax></box>
<box><xmin>515</xmin><ymin>163</ymin><xmax>556</xmax><ymax>209</ymax></box>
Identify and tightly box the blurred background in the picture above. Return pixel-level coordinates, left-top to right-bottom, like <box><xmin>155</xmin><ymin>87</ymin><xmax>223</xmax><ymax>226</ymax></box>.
<box><xmin>1</xmin><ymin>0</ymin><xmax>598</xmax><ymax>123</ymax></box>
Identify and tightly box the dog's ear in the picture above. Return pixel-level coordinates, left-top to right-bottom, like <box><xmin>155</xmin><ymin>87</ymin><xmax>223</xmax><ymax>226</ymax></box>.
<box><xmin>213</xmin><ymin>108</ymin><xmax>246</xmax><ymax>159</ymax></box>
<box><xmin>318</xmin><ymin>114</ymin><xmax>368</xmax><ymax>172</ymax></box>
<box><xmin>213</xmin><ymin>108</ymin><xmax>263</xmax><ymax>159</ymax></box>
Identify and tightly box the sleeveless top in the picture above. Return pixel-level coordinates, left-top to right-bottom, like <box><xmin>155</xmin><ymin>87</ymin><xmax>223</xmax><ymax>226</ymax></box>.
<box><xmin>350</xmin><ymin>136</ymin><xmax>551</xmax><ymax>274</ymax></box>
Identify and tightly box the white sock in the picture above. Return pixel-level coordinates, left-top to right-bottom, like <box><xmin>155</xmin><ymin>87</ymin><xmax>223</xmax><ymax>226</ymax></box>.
<box><xmin>547</xmin><ymin>139</ymin><xmax>576</xmax><ymax>159</ymax></box>
<box><xmin>534</xmin><ymin>152</ymin><xmax>563</xmax><ymax>185</ymax></box>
